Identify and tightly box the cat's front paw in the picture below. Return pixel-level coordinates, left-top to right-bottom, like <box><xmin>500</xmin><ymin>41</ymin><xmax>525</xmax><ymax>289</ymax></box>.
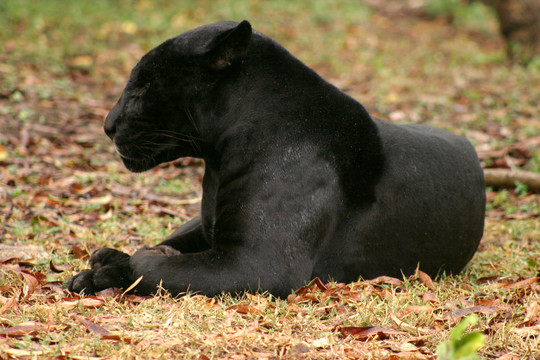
<box><xmin>66</xmin><ymin>269</ymin><xmax>97</xmax><ymax>294</ymax></box>
<box><xmin>66</xmin><ymin>248</ymin><xmax>133</xmax><ymax>294</ymax></box>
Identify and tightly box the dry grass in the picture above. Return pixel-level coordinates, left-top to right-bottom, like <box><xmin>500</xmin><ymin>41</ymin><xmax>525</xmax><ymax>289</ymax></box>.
<box><xmin>0</xmin><ymin>252</ymin><xmax>538</xmax><ymax>359</ymax></box>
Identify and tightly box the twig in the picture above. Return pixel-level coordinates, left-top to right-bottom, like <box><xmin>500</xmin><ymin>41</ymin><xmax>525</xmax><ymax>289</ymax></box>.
<box><xmin>484</xmin><ymin>169</ymin><xmax>540</xmax><ymax>192</ymax></box>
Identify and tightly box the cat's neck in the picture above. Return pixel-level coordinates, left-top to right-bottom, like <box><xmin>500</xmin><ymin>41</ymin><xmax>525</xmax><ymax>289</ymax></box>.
<box><xmin>193</xmin><ymin>35</ymin><xmax>374</xmax><ymax>164</ymax></box>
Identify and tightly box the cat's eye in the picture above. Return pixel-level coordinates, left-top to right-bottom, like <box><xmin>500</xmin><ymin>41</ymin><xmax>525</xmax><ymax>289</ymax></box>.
<box><xmin>134</xmin><ymin>82</ymin><xmax>151</xmax><ymax>96</ymax></box>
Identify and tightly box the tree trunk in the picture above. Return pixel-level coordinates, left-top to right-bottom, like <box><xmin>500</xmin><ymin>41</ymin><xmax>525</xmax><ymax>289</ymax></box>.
<box><xmin>478</xmin><ymin>0</ymin><xmax>540</xmax><ymax>64</ymax></box>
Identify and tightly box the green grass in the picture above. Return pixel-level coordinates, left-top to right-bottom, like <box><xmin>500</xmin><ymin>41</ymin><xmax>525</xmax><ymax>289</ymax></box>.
<box><xmin>1</xmin><ymin>0</ymin><xmax>539</xmax><ymax>359</ymax></box>
<box><xmin>0</xmin><ymin>0</ymin><xmax>370</xmax><ymax>78</ymax></box>
<box><xmin>426</xmin><ymin>0</ymin><xmax>496</xmax><ymax>30</ymax></box>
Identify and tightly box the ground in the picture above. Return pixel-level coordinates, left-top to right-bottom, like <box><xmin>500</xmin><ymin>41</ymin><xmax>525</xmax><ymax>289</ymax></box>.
<box><xmin>0</xmin><ymin>0</ymin><xmax>538</xmax><ymax>359</ymax></box>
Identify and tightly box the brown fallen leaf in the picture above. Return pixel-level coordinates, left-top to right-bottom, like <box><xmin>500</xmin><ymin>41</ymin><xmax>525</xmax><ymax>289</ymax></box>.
<box><xmin>2</xmin><ymin>349</ymin><xmax>48</xmax><ymax>357</ymax></box>
<box><xmin>476</xmin><ymin>298</ymin><xmax>500</xmax><ymax>307</ymax></box>
<box><xmin>71</xmin><ymin>244</ymin><xmax>90</xmax><ymax>260</ymax></box>
<box><xmin>312</xmin><ymin>337</ymin><xmax>330</xmax><ymax>348</ymax></box>
<box><xmin>125</xmin><ymin>294</ymin><xmax>150</xmax><ymax>303</ymax></box>
<box><xmin>322</xmin><ymin>283</ymin><xmax>346</xmax><ymax>298</ymax></box>
<box><xmin>149</xmin><ymin>204</ymin><xmax>188</xmax><ymax>219</ymax></box>
<box><xmin>33</xmin><ymin>271</ymin><xmax>48</xmax><ymax>284</ymax></box>
<box><xmin>203</xmin><ymin>297</ymin><xmax>221</xmax><ymax>309</ymax></box>
<box><xmin>292</xmin><ymin>277</ymin><xmax>328</xmax><ymax>300</ymax></box>
<box><xmin>523</xmin><ymin>301</ymin><xmax>539</xmax><ymax>324</ymax></box>
<box><xmin>389</xmin><ymin>342</ymin><xmax>420</xmax><ymax>353</ymax></box>
<box><xmin>95</xmin><ymin>287</ymin><xmax>123</xmax><ymax>298</ymax></box>
<box><xmin>390</xmin><ymin>313</ymin><xmax>434</xmax><ymax>335</ymax></box>
<box><xmin>367</xmin><ymin>276</ymin><xmax>403</xmax><ymax>287</ymax></box>
<box><xmin>285</xmin><ymin>304</ymin><xmax>304</xmax><ymax>315</ymax></box>
<box><xmin>101</xmin><ymin>334</ymin><xmax>134</xmax><ymax>344</ymax></box>
<box><xmin>77</xmin><ymin>316</ymin><xmax>111</xmax><ymax>336</ymax></box>
<box><xmin>41</xmin><ymin>282</ymin><xmax>66</xmax><ymax>296</ymax></box>
<box><xmin>21</xmin><ymin>271</ymin><xmax>39</xmax><ymax>301</ymax></box>
<box><xmin>498</xmin><ymin>276</ymin><xmax>539</xmax><ymax>289</ymax></box>
<box><xmin>309</xmin><ymin>277</ymin><xmax>328</xmax><ymax>291</ymax></box>
<box><xmin>0</xmin><ymin>321</ymin><xmax>45</xmax><ymax>337</ymax></box>
<box><xmin>0</xmin><ymin>244</ymin><xmax>48</xmax><ymax>262</ymax></box>
<box><xmin>398</xmin><ymin>305</ymin><xmax>435</xmax><ymax>317</ymax></box>
<box><xmin>447</xmin><ymin>305</ymin><xmax>508</xmax><ymax>319</ymax></box>
<box><xmin>61</xmin><ymin>296</ymin><xmax>106</xmax><ymax>310</ymax></box>
<box><xmin>476</xmin><ymin>275</ymin><xmax>499</xmax><ymax>284</ymax></box>
<box><xmin>87</xmin><ymin>193</ymin><xmax>113</xmax><ymax>205</ymax></box>
<box><xmin>444</xmin><ymin>297</ymin><xmax>474</xmax><ymax>310</ymax></box>
<box><xmin>49</xmin><ymin>260</ymin><xmax>69</xmax><ymax>273</ymax></box>
<box><xmin>415</xmin><ymin>269</ymin><xmax>435</xmax><ymax>291</ymax></box>
<box><xmin>422</xmin><ymin>292</ymin><xmax>438</xmax><ymax>303</ymax></box>
<box><xmin>338</xmin><ymin>326</ymin><xmax>406</xmax><ymax>341</ymax></box>
<box><xmin>287</xmin><ymin>293</ymin><xmax>297</xmax><ymax>303</ymax></box>
<box><xmin>288</xmin><ymin>343</ymin><xmax>311</xmax><ymax>357</ymax></box>
<box><xmin>227</xmin><ymin>304</ymin><xmax>262</xmax><ymax>315</ymax></box>
<box><xmin>0</xmin><ymin>290</ymin><xmax>19</xmax><ymax>315</ymax></box>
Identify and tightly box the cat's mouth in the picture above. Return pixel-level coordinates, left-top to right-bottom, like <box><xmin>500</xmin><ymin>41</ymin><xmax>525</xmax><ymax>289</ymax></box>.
<box><xmin>114</xmin><ymin>142</ymin><xmax>180</xmax><ymax>173</ymax></box>
<box><xmin>114</xmin><ymin>143</ymin><xmax>142</xmax><ymax>161</ymax></box>
<box><xmin>112</xmin><ymin>133</ymin><xmax>188</xmax><ymax>172</ymax></box>
<box><xmin>113</xmin><ymin>141</ymin><xmax>159</xmax><ymax>172</ymax></box>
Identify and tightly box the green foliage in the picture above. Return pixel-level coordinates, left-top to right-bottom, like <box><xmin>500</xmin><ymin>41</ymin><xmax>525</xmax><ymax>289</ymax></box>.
<box><xmin>437</xmin><ymin>315</ymin><xmax>485</xmax><ymax>360</ymax></box>
<box><xmin>0</xmin><ymin>0</ymin><xmax>369</xmax><ymax>72</ymax></box>
<box><xmin>514</xmin><ymin>181</ymin><xmax>529</xmax><ymax>196</ymax></box>
<box><xmin>426</xmin><ymin>0</ymin><xmax>495</xmax><ymax>30</ymax></box>
<box><xmin>426</xmin><ymin>0</ymin><xmax>463</xmax><ymax>16</ymax></box>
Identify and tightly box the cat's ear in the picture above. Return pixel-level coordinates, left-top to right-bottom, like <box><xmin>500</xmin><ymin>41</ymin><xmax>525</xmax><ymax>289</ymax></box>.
<box><xmin>206</xmin><ymin>20</ymin><xmax>252</xmax><ymax>70</ymax></box>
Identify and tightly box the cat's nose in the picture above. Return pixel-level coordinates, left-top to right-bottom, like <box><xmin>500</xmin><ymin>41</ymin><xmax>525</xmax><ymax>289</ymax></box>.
<box><xmin>104</xmin><ymin>116</ymin><xmax>116</xmax><ymax>140</ymax></box>
<box><xmin>104</xmin><ymin>105</ymin><xmax>119</xmax><ymax>140</ymax></box>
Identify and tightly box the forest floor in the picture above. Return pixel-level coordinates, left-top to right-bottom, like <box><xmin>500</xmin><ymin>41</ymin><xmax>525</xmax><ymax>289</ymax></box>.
<box><xmin>0</xmin><ymin>0</ymin><xmax>538</xmax><ymax>359</ymax></box>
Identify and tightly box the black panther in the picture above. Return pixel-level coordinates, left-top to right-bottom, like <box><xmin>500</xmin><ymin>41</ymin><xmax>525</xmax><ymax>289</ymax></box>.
<box><xmin>67</xmin><ymin>21</ymin><xmax>485</xmax><ymax>297</ymax></box>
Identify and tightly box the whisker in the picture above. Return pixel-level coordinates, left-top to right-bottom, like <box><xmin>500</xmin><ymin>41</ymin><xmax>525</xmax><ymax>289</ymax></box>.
<box><xmin>185</xmin><ymin>108</ymin><xmax>199</xmax><ymax>134</ymax></box>
<box><xmin>147</xmin><ymin>133</ymin><xmax>194</xmax><ymax>143</ymax></box>
<box><xmin>132</xmin><ymin>143</ymin><xmax>150</xmax><ymax>157</ymax></box>
<box><xmin>144</xmin><ymin>137</ymin><xmax>192</xmax><ymax>146</ymax></box>
<box><xmin>140</xmin><ymin>140</ymin><xmax>186</xmax><ymax>148</ymax></box>
<box><xmin>188</xmin><ymin>133</ymin><xmax>202</xmax><ymax>156</ymax></box>
<box><xmin>149</xmin><ymin>130</ymin><xmax>204</xmax><ymax>141</ymax></box>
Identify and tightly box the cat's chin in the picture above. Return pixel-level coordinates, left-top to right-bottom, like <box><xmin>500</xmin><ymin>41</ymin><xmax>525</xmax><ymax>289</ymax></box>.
<box><xmin>121</xmin><ymin>157</ymin><xmax>156</xmax><ymax>173</ymax></box>
<box><xmin>119</xmin><ymin>149</ymin><xmax>181</xmax><ymax>173</ymax></box>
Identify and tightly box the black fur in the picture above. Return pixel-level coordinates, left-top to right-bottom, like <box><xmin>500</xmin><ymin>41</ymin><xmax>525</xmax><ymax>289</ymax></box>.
<box><xmin>67</xmin><ymin>21</ymin><xmax>485</xmax><ymax>297</ymax></box>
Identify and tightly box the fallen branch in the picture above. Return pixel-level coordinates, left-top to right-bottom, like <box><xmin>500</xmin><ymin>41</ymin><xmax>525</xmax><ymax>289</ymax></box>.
<box><xmin>484</xmin><ymin>169</ymin><xmax>540</xmax><ymax>192</ymax></box>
